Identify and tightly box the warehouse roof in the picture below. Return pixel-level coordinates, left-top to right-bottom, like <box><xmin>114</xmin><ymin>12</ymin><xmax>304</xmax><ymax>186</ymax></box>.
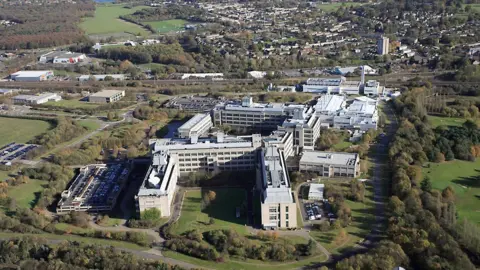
<box><xmin>90</xmin><ymin>90</ymin><xmax>124</xmax><ymax>98</ymax></box>
<box><xmin>11</xmin><ymin>70</ymin><xmax>52</xmax><ymax>77</ymax></box>
<box><xmin>308</xmin><ymin>183</ymin><xmax>324</xmax><ymax>200</ymax></box>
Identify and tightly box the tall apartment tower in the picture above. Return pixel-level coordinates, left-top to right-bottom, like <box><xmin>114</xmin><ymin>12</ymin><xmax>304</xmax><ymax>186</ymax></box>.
<box><xmin>377</xmin><ymin>36</ymin><xmax>390</xmax><ymax>55</ymax></box>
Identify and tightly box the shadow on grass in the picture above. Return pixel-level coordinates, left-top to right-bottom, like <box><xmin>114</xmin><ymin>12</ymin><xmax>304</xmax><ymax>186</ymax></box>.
<box><xmin>200</xmin><ymin>188</ymin><xmax>247</xmax><ymax>227</ymax></box>
<box><xmin>452</xmin><ymin>172</ymin><xmax>480</xmax><ymax>188</ymax></box>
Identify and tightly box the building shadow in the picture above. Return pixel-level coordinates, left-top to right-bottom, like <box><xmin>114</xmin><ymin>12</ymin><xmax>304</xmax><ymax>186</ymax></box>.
<box><xmin>199</xmin><ymin>187</ymin><xmax>248</xmax><ymax>227</ymax></box>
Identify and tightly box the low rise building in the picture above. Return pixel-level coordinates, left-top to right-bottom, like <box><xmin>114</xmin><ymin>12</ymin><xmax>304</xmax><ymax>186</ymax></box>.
<box><xmin>302</xmin><ymin>77</ymin><xmax>360</xmax><ymax>95</ymax></box>
<box><xmin>164</xmin><ymin>96</ymin><xmax>220</xmax><ymax>113</ymax></box>
<box><xmin>88</xmin><ymin>90</ymin><xmax>125</xmax><ymax>103</ymax></box>
<box><xmin>257</xmin><ymin>146</ymin><xmax>297</xmax><ymax>229</ymax></box>
<box><xmin>177</xmin><ymin>113</ymin><xmax>213</xmax><ymax>139</ymax></box>
<box><xmin>12</xmin><ymin>92</ymin><xmax>61</xmax><ymax>105</ymax></box>
<box><xmin>10</xmin><ymin>70</ymin><xmax>53</xmax><ymax>82</ymax></box>
<box><xmin>299</xmin><ymin>151</ymin><xmax>360</xmax><ymax>178</ymax></box>
<box><xmin>333</xmin><ymin>97</ymin><xmax>378</xmax><ymax>130</ymax></box>
<box><xmin>363</xmin><ymin>80</ymin><xmax>381</xmax><ymax>96</ymax></box>
<box><xmin>78</xmin><ymin>74</ymin><xmax>125</xmax><ymax>82</ymax></box>
<box><xmin>39</xmin><ymin>51</ymin><xmax>86</xmax><ymax>64</ymax></box>
<box><xmin>136</xmin><ymin>150</ymin><xmax>178</xmax><ymax>217</ymax></box>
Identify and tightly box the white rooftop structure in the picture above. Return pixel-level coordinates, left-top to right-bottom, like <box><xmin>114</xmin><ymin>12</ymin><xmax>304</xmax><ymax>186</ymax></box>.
<box><xmin>300</xmin><ymin>151</ymin><xmax>358</xmax><ymax>167</ymax></box>
<box><xmin>152</xmin><ymin>133</ymin><xmax>262</xmax><ymax>151</ymax></box>
<box><xmin>308</xmin><ymin>183</ymin><xmax>325</xmax><ymax>200</ymax></box>
<box><xmin>315</xmin><ymin>95</ymin><xmax>346</xmax><ymax>115</ymax></box>
<box><xmin>177</xmin><ymin>113</ymin><xmax>213</xmax><ymax>139</ymax></box>
<box><xmin>181</xmin><ymin>73</ymin><xmax>224</xmax><ymax>80</ymax></box>
<box><xmin>248</xmin><ymin>71</ymin><xmax>267</xmax><ymax>79</ymax></box>
<box><xmin>261</xmin><ymin>146</ymin><xmax>294</xmax><ymax>204</ymax></box>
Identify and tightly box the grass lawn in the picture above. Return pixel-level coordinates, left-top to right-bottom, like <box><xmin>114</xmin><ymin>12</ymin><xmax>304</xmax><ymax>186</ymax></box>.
<box><xmin>423</xmin><ymin>159</ymin><xmax>480</xmax><ymax>225</ymax></box>
<box><xmin>44</xmin><ymin>99</ymin><xmax>100</xmax><ymax>109</ymax></box>
<box><xmin>97</xmin><ymin>217</ymin><xmax>124</xmax><ymax>227</ymax></box>
<box><xmin>0</xmin><ymin>117</ymin><xmax>52</xmax><ymax>146</ymax></box>
<box><xmin>80</xmin><ymin>4</ymin><xmax>151</xmax><ymax>35</ymax></box>
<box><xmin>309</xmin><ymin>182</ymin><xmax>376</xmax><ymax>254</ymax></box>
<box><xmin>144</xmin><ymin>19</ymin><xmax>187</xmax><ymax>33</ymax></box>
<box><xmin>78</xmin><ymin>120</ymin><xmax>101</xmax><ymax>131</ymax></box>
<box><xmin>465</xmin><ymin>3</ymin><xmax>480</xmax><ymax>12</ymax></box>
<box><xmin>55</xmin><ymin>223</ymin><xmax>94</xmax><ymax>234</ymax></box>
<box><xmin>428</xmin><ymin>115</ymin><xmax>466</xmax><ymax>128</ymax></box>
<box><xmin>174</xmin><ymin>189</ymin><xmax>248</xmax><ymax>235</ymax></box>
<box><xmin>0</xmin><ymin>232</ymin><xmax>148</xmax><ymax>251</ymax></box>
<box><xmin>332</xmin><ymin>141</ymin><xmax>353</xmax><ymax>151</ymax></box>
<box><xmin>7</xmin><ymin>179</ymin><xmax>48</xmax><ymax>209</ymax></box>
<box><xmin>163</xmin><ymin>250</ymin><xmax>327</xmax><ymax>270</ymax></box>
<box><xmin>316</xmin><ymin>2</ymin><xmax>363</xmax><ymax>11</ymax></box>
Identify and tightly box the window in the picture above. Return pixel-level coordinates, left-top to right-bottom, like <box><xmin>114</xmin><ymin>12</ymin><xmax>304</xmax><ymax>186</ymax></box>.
<box><xmin>269</xmin><ymin>207</ymin><xmax>277</xmax><ymax>213</ymax></box>
<box><xmin>286</xmin><ymin>214</ymin><xmax>289</xmax><ymax>220</ymax></box>
<box><xmin>269</xmin><ymin>215</ymin><xmax>277</xmax><ymax>221</ymax></box>
<box><xmin>286</xmin><ymin>221</ymin><xmax>289</xmax><ymax>227</ymax></box>
<box><xmin>285</xmin><ymin>206</ymin><xmax>289</xmax><ymax>213</ymax></box>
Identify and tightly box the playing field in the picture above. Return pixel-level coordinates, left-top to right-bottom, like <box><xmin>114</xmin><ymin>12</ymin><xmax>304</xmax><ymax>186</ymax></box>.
<box><xmin>8</xmin><ymin>179</ymin><xmax>48</xmax><ymax>209</ymax></box>
<box><xmin>316</xmin><ymin>2</ymin><xmax>363</xmax><ymax>11</ymax></box>
<box><xmin>0</xmin><ymin>117</ymin><xmax>52</xmax><ymax>146</ymax></box>
<box><xmin>80</xmin><ymin>4</ymin><xmax>151</xmax><ymax>35</ymax></box>
<box><xmin>174</xmin><ymin>189</ymin><xmax>248</xmax><ymax>235</ymax></box>
<box><xmin>423</xmin><ymin>160</ymin><xmax>480</xmax><ymax>225</ymax></box>
<box><xmin>428</xmin><ymin>115</ymin><xmax>466</xmax><ymax>128</ymax></box>
<box><xmin>144</xmin><ymin>19</ymin><xmax>187</xmax><ymax>33</ymax></box>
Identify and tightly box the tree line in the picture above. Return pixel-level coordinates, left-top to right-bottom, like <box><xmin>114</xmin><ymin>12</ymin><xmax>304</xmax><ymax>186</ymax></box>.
<box><xmin>0</xmin><ymin>1</ymin><xmax>94</xmax><ymax>49</ymax></box>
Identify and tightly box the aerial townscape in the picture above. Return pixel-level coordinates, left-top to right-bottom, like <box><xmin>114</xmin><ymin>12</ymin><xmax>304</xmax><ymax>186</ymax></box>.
<box><xmin>0</xmin><ymin>0</ymin><xmax>480</xmax><ymax>269</ymax></box>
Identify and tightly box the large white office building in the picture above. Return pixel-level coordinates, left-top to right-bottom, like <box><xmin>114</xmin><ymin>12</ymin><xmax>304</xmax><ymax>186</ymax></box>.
<box><xmin>302</xmin><ymin>77</ymin><xmax>360</xmax><ymax>95</ymax></box>
<box><xmin>299</xmin><ymin>151</ymin><xmax>360</xmax><ymax>178</ymax></box>
<box><xmin>333</xmin><ymin>97</ymin><xmax>378</xmax><ymax>130</ymax></box>
<box><xmin>277</xmin><ymin>107</ymin><xmax>321</xmax><ymax>153</ymax></box>
<box><xmin>136</xmin><ymin>150</ymin><xmax>179</xmax><ymax>217</ymax></box>
<box><xmin>177</xmin><ymin>113</ymin><xmax>213</xmax><ymax>139</ymax></box>
<box><xmin>213</xmin><ymin>96</ymin><xmax>306</xmax><ymax>131</ymax></box>
<box><xmin>257</xmin><ymin>146</ymin><xmax>297</xmax><ymax>229</ymax></box>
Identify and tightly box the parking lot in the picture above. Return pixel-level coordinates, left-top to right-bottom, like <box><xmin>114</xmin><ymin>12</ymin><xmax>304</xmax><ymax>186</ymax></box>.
<box><xmin>57</xmin><ymin>164</ymin><xmax>130</xmax><ymax>213</ymax></box>
<box><xmin>0</xmin><ymin>142</ymin><xmax>38</xmax><ymax>163</ymax></box>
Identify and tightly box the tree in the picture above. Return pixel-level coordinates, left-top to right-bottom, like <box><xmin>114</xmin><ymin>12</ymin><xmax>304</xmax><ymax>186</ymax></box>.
<box><xmin>206</xmin><ymin>190</ymin><xmax>216</xmax><ymax>201</ymax></box>
<box><xmin>421</xmin><ymin>177</ymin><xmax>432</xmax><ymax>192</ymax></box>
<box><xmin>140</xmin><ymin>208</ymin><xmax>161</xmax><ymax>220</ymax></box>
<box><xmin>107</xmin><ymin>111</ymin><xmax>114</xmax><ymax>121</ymax></box>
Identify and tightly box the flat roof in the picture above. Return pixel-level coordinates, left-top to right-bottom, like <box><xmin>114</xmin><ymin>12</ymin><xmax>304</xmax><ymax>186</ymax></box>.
<box><xmin>315</xmin><ymin>95</ymin><xmax>345</xmax><ymax>113</ymax></box>
<box><xmin>306</xmin><ymin>77</ymin><xmax>345</xmax><ymax>86</ymax></box>
<box><xmin>151</xmin><ymin>134</ymin><xmax>261</xmax><ymax>151</ymax></box>
<box><xmin>42</xmin><ymin>51</ymin><xmax>84</xmax><ymax>59</ymax></box>
<box><xmin>90</xmin><ymin>90</ymin><xmax>124</xmax><ymax>98</ymax></box>
<box><xmin>347</xmin><ymin>99</ymin><xmax>376</xmax><ymax>115</ymax></box>
<box><xmin>262</xmin><ymin>146</ymin><xmax>294</xmax><ymax>204</ymax></box>
<box><xmin>300</xmin><ymin>151</ymin><xmax>358</xmax><ymax>166</ymax></box>
<box><xmin>11</xmin><ymin>70</ymin><xmax>52</xmax><ymax>77</ymax></box>
<box><xmin>13</xmin><ymin>92</ymin><xmax>58</xmax><ymax>101</ymax></box>
<box><xmin>178</xmin><ymin>113</ymin><xmax>211</xmax><ymax>132</ymax></box>
<box><xmin>308</xmin><ymin>183</ymin><xmax>324</xmax><ymax>199</ymax></box>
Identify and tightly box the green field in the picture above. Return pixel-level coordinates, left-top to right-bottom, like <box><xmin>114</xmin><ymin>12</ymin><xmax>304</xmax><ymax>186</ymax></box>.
<box><xmin>423</xmin><ymin>159</ymin><xmax>480</xmax><ymax>225</ymax></box>
<box><xmin>174</xmin><ymin>189</ymin><xmax>248</xmax><ymax>235</ymax></box>
<box><xmin>0</xmin><ymin>117</ymin><xmax>52</xmax><ymax>146</ymax></box>
<box><xmin>78</xmin><ymin>120</ymin><xmax>101</xmax><ymax>131</ymax></box>
<box><xmin>0</xmin><ymin>232</ymin><xmax>148</xmax><ymax>251</ymax></box>
<box><xmin>332</xmin><ymin>141</ymin><xmax>354</xmax><ymax>151</ymax></box>
<box><xmin>44</xmin><ymin>99</ymin><xmax>100</xmax><ymax>109</ymax></box>
<box><xmin>428</xmin><ymin>115</ymin><xmax>466</xmax><ymax>128</ymax></box>
<box><xmin>163</xmin><ymin>250</ymin><xmax>327</xmax><ymax>270</ymax></box>
<box><xmin>8</xmin><ymin>179</ymin><xmax>48</xmax><ymax>208</ymax></box>
<box><xmin>80</xmin><ymin>4</ymin><xmax>151</xmax><ymax>35</ymax></box>
<box><xmin>309</xmin><ymin>182</ymin><xmax>376</xmax><ymax>254</ymax></box>
<box><xmin>316</xmin><ymin>2</ymin><xmax>363</xmax><ymax>11</ymax></box>
<box><xmin>144</xmin><ymin>19</ymin><xmax>187</xmax><ymax>33</ymax></box>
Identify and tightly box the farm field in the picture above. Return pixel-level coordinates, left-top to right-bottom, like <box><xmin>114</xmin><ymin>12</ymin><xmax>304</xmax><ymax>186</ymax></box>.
<box><xmin>8</xmin><ymin>179</ymin><xmax>48</xmax><ymax>209</ymax></box>
<box><xmin>80</xmin><ymin>4</ymin><xmax>151</xmax><ymax>36</ymax></box>
<box><xmin>173</xmin><ymin>189</ymin><xmax>248</xmax><ymax>236</ymax></box>
<box><xmin>144</xmin><ymin>19</ymin><xmax>187</xmax><ymax>33</ymax></box>
<box><xmin>0</xmin><ymin>117</ymin><xmax>52</xmax><ymax>146</ymax></box>
<box><xmin>423</xmin><ymin>159</ymin><xmax>480</xmax><ymax>225</ymax></box>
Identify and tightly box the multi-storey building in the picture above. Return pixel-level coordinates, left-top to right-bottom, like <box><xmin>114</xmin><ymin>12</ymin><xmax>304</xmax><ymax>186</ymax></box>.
<box><xmin>377</xmin><ymin>36</ymin><xmax>390</xmax><ymax>55</ymax></box>
<box><xmin>299</xmin><ymin>151</ymin><xmax>360</xmax><ymax>178</ymax></box>
<box><xmin>302</xmin><ymin>77</ymin><xmax>360</xmax><ymax>95</ymax></box>
<box><xmin>213</xmin><ymin>96</ymin><xmax>306</xmax><ymax>132</ymax></box>
<box><xmin>177</xmin><ymin>113</ymin><xmax>213</xmax><ymax>139</ymax></box>
<box><xmin>257</xmin><ymin>146</ymin><xmax>297</xmax><ymax>229</ymax></box>
<box><xmin>278</xmin><ymin>107</ymin><xmax>321</xmax><ymax>153</ymax></box>
<box><xmin>149</xmin><ymin>132</ymin><xmax>262</xmax><ymax>175</ymax></box>
<box><xmin>135</xmin><ymin>151</ymin><xmax>178</xmax><ymax>217</ymax></box>
<box><xmin>363</xmin><ymin>80</ymin><xmax>381</xmax><ymax>96</ymax></box>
